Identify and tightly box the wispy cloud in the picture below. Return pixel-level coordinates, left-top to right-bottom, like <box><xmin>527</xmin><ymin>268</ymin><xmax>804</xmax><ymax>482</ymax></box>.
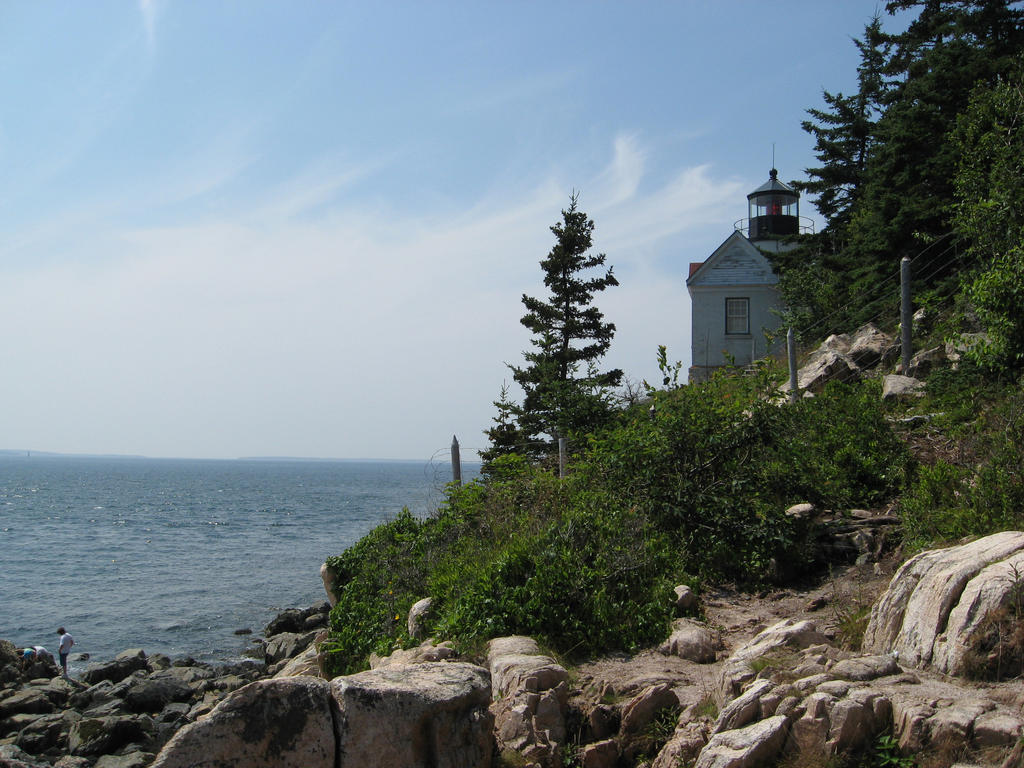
<box><xmin>139</xmin><ymin>0</ymin><xmax>159</xmax><ymax>52</ymax></box>
<box><xmin>0</xmin><ymin>137</ymin><xmax>740</xmax><ymax>458</ymax></box>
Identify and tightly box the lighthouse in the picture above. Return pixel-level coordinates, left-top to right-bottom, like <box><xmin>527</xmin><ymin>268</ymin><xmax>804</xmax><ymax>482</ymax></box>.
<box><xmin>686</xmin><ymin>168</ymin><xmax>810</xmax><ymax>383</ymax></box>
<box><xmin>743</xmin><ymin>167</ymin><xmax>804</xmax><ymax>250</ymax></box>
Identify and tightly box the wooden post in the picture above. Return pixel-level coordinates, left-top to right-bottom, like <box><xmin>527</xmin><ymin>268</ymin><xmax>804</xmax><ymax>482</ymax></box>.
<box><xmin>558</xmin><ymin>437</ymin><xmax>567</xmax><ymax>479</ymax></box>
<box><xmin>901</xmin><ymin>256</ymin><xmax>912</xmax><ymax>373</ymax></box>
<box><xmin>787</xmin><ymin>327</ymin><xmax>798</xmax><ymax>404</ymax></box>
<box><xmin>450</xmin><ymin>435</ymin><xmax>462</xmax><ymax>486</ymax></box>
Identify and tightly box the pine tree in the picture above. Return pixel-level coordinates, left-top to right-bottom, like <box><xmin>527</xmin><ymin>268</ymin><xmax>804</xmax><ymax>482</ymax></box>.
<box><xmin>845</xmin><ymin>0</ymin><xmax>1024</xmax><ymax>296</ymax></box>
<box><xmin>480</xmin><ymin>383</ymin><xmax>525</xmax><ymax>472</ymax></box>
<box><xmin>486</xmin><ymin>193</ymin><xmax>621</xmax><ymax>461</ymax></box>
<box><xmin>796</xmin><ymin>15</ymin><xmax>891</xmax><ymax>232</ymax></box>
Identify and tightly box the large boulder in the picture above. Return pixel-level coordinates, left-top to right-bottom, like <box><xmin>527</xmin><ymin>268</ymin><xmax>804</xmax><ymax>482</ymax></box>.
<box><xmin>332</xmin><ymin>662</ymin><xmax>493</xmax><ymax>768</ymax></box>
<box><xmin>80</xmin><ymin>650</ymin><xmax>148</xmax><ymax>686</ymax></box>
<box><xmin>319</xmin><ymin>562</ymin><xmax>339</xmax><ymax>607</ymax></box>
<box><xmin>659</xmin><ymin>619</ymin><xmax>722</xmax><ymax>663</ymax></box>
<box><xmin>793</xmin><ymin>350</ymin><xmax>860</xmax><ymax>394</ymax></box>
<box><xmin>150</xmin><ymin>677</ymin><xmax>336</xmax><ymax>768</ymax></box>
<box><xmin>881</xmin><ymin>374</ymin><xmax>925</xmax><ymax>401</ymax></box>
<box><xmin>67</xmin><ymin>715</ymin><xmax>153</xmax><ymax>757</ymax></box>
<box><xmin>847</xmin><ymin>323</ymin><xmax>895</xmax><ymax>369</ymax></box>
<box><xmin>0</xmin><ymin>744</ymin><xmax>53</xmax><ymax>768</ymax></box>
<box><xmin>122</xmin><ymin>677</ymin><xmax>193</xmax><ymax>713</ymax></box>
<box><xmin>862</xmin><ymin>531</ymin><xmax>1024</xmax><ymax>675</ymax></box>
<box><xmin>0</xmin><ymin>689</ymin><xmax>55</xmax><ymax>718</ymax></box>
<box><xmin>265</xmin><ymin>631</ymin><xmax>317</xmax><ymax>664</ymax></box>
<box><xmin>903</xmin><ymin>346</ymin><xmax>946</xmax><ymax>378</ymax></box>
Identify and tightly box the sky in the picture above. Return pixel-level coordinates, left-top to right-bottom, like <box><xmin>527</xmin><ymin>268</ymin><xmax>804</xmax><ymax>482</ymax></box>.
<box><xmin>0</xmin><ymin>2</ymin><xmax>908</xmax><ymax>461</ymax></box>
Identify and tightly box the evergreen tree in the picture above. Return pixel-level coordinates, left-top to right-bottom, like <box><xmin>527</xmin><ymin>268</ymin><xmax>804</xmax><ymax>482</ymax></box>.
<box><xmin>796</xmin><ymin>15</ymin><xmax>891</xmax><ymax>233</ymax></box>
<box><xmin>952</xmin><ymin>57</ymin><xmax>1024</xmax><ymax>371</ymax></box>
<box><xmin>485</xmin><ymin>193</ymin><xmax>621</xmax><ymax>461</ymax></box>
<box><xmin>479</xmin><ymin>383</ymin><xmax>525</xmax><ymax>472</ymax></box>
<box><xmin>774</xmin><ymin>16</ymin><xmax>893</xmax><ymax>338</ymax></box>
<box><xmin>845</xmin><ymin>0</ymin><xmax>1024</xmax><ymax>298</ymax></box>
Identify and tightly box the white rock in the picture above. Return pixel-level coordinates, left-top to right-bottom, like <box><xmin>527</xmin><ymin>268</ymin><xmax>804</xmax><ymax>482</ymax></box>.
<box><xmin>863</xmin><ymin>532</ymin><xmax>1024</xmax><ymax>674</ymax></box>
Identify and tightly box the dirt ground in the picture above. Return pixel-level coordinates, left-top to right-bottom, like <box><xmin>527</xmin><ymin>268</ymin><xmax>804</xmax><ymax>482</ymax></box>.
<box><xmin>571</xmin><ymin>554</ymin><xmax>912</xmax><ymax>708</ymax></box>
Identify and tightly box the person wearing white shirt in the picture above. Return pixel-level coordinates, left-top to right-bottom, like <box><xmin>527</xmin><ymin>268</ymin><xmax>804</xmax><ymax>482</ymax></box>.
<box><xmin>57</xmin><ymin>627</ymin><xmax>74</xmax><ymax>676</ymax></box>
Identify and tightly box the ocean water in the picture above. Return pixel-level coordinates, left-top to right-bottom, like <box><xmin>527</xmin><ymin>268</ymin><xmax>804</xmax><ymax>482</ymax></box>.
<box><xmin>0</xmin><ymin>455</ymin><xmax>468</xmax><ymax>671</ymax></box>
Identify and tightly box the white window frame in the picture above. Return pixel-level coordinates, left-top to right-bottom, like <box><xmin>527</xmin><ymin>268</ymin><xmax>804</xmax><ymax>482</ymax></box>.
<box><xmin>725</xmin><ymin>297</ymin><xmax>750</xmax><ymax>335</ymax></box>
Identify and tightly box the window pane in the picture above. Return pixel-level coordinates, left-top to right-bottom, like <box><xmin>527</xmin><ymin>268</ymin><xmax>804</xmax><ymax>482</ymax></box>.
<box><xmin>726</xmin><ymin>298</ymin><xmax>749</xmax><ymax>334</ymax></box>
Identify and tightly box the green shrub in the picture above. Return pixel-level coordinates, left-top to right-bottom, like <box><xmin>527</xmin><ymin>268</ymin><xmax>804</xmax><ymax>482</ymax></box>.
<box><xmin>576</xmin><ymin>375</ymin><xmax>908</xmax><ymax>582</ymax></box>
<box><xmin>322</xmin><ymin>369</ymin><xmax>913</xmax><ymax>674</ymax></box>
<box><xmin>900</xmin><ymin>383</ymin><xmax>1024</xmax><ymax>551</ymax></box>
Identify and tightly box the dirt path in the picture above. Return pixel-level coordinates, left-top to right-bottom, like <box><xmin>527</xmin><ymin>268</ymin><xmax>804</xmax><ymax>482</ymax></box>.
<box><xmin>571</xmin><ymin>558</ymin><xmax>900</xmax><ymax>709</ymax></box>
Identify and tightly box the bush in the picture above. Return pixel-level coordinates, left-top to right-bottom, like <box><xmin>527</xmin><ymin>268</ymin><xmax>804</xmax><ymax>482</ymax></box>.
<box><xmin>900</xmin><ymin>382</ymin><xmax>1024</xmax><ymax>551</ymax></box>
<box><xmin>322</xmin><ymin>370</ymin><xmax>912</xmax><ymax>674</ymax></box>
<box><xmin>576</xmin><ymin>374</ymin><xmax>909</xmax><ymax>582</ymax></box>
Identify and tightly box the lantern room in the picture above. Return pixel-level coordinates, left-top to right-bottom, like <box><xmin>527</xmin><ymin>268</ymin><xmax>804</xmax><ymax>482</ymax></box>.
<box><xmin>746</xmin><ymin>168</ymin><xmax>800</xmax><ymax>241</ymax></box>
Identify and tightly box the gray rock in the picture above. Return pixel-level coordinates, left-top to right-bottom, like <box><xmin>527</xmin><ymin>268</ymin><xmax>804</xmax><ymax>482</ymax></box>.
<box><xmin>123</xmin><ymin>677</ymin><xmax>193</xmax><ymax>713</ymax></box>
<box><xmin>620</xmin><ymin>682</ymin><xmax>679</xmax><ymax>737</ymax></box>
<box><xmin>660</xmin><ymin>619</ymin><xmax>721</xmax><ymax>663</ymax></box>
<box><xmin>264</xmin><ymin>631</ymin><xmax>317</xmax><ymax>664</ymax></box>
<box><xmin>332</xmin><ymin>662</ymin><xmax>493</xmax><ymax>768</ymax></box>
<box><xmin>0</xmin><ymin>689</ymin><xmax>54</xmax><ymax>718</ymax></box>
<box><xmin>881</xmin><ymin>374</ymin><xmax>926</xmax><ymax>401</ymax></box>
<box><xmin>904</xmin><ymin>346</ymin><xmax>946</xmax><ymax>378</ymax></box>
<box><xmin>829</xmin><ymin>655</ymin><xmax>900</xmax><ymax>682</ymax></box>
<box><xmin>94</xmin><ymin>752</ymin><xmax>155</xmax><ymax>768</ymax></box>
<box><xmin>53</xmin><ymin>757</ymin><xmax>92</xmax><ymax>768</ymax></box>
<box><xmin>319</xmin><ymin>562</ymin><xmax>339</xmax><ymax>607</ymax></box>
<box><xmin>848</xmin><ymin>323</ymin><xmax>895</xmax><ymax>369</ymax></box>
<box><xmin>68</xmin><ymin>715</ymin><xmax>153</xmax><ymax>756</ymax></box>
<box><xmin>674</xmin><ymin>585</ymin><xmax>697</xmax><ymax>612</ymax></box>
<box><xmin>151</xmin><ymin>677</ymin><xmax>335</xmax><ymax>768</ymax></box>
<box><xmin>370</xmin><ymin>640</ymin><xmax>457</xmax><ymax>669</ymax></box>
<box><xmin>713</xmin><ymin>679</ymin><xmax>774</xmax><ymax>734</ymax></box>
<box><xmin>694</xmin><ymin>714</ymin><xmax>788</xmax><ymax>768</ymax></box>
<box><xmin>0</xmin><ymin>744</ymin><xmax>52</xmax><ymax>768</ymax></box>
<box><xmin>785</xmin><ymin>503</ymin><xmax>816</xmax><ymax>520</ymax></box>
<box><xmin>487</xmin><ymin>637</ymin><xmax>568</xmax><ymax>767</ymax></box>
<box><xmin>972</xmin><ymin>711</ymin><xmax>1023</xmax><ymax>749</ymax></box>
<box><xmin>719</xmin><ymin>619</ymin><xmax>829</xmax><ymax>701</ymax></box>
<box><xmin>652</xmin><ymin>722</ymin><xmax>708</xmax><ymax>768</ymax></box>
<box><xmin>407</xmin><ymin>597</ymin><xmax>434</xmax><ymax>639</ymax></box>
<box><xmin>13</xmin><ymin>711</ymin><xmax>79</xmax><ymax>754</ymax></box>
<box><xmin>81</xmin><ymin>650</ymin><xmax>148</xmax><ymax>686</ymax></box>
<box><xmin>264</xmin><ymin>609</ymin><xmax>305</xmax><ymax>637</ymax></box>
<box><xmin>783</xmin><ymin>350</ymin><xmax>860</xmax><ymax>395</ymax></box>
<box><xmin>582</xmin><ymin>738</ymin><xmax>618</xmax><ymax>768</ymax></box>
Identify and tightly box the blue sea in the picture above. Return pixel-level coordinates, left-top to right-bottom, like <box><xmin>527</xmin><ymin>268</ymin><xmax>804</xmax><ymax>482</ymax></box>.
<box><xmin>0</xmin><ymin>455</ymin><xmax>471</xmax><ymax>672</ymax></box>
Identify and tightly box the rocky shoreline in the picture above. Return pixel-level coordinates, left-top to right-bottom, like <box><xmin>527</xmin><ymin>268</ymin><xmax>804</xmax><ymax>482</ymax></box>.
<box><xmin>6</xmin><ymin>531</ymin><xmax>1024</xmax><ymax>767</ymax></box>
<box><xmin>0</xmin><ymin>603</ymin><xmax>331</xmax><ymax>768</ymax></box>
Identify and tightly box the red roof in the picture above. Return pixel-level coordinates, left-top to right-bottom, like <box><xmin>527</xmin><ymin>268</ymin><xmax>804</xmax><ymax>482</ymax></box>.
<box><xmin>688</xmin><ymin>262</ymin><xmax>704</xmax><ymax>278</ymax></box>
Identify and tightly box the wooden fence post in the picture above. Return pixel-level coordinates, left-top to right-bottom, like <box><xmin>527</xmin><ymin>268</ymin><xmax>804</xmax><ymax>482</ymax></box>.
<box><xmin>558</xmin><ymin>437</ymin><xmax>567</xmax><ymax>479</ymax></box>
<box><xmin>901</xmin><ymin>256</ymin><xmax>912</xmax><ymax>373</ymax></box>
<box><xmin>787</xmin><ymin>327</ymin><xmax>798</xmax><ymax>404</ymax></box>
<box><xmin>451</xmin><ymin>435</ymin><xmax>462</xmax><ymax>486</ymax></box>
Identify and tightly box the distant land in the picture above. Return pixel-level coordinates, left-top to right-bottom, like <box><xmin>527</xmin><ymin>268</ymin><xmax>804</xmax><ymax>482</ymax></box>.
<box><xmin>0</xmin><ymin>449</ymin><xmax>479</xmax><ymax>464</ymax></box>
<box><xmin>0</xmin><ymin>448</ymin><xmax>146</xmax><ymax>460</ymax></box>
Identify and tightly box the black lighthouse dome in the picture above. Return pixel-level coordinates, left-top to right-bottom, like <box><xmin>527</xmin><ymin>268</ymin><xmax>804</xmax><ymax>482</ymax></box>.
<box><xmin>746</xmin><ymin>168</ymin><xmax>800</xmax><ymax>242</ymax></box>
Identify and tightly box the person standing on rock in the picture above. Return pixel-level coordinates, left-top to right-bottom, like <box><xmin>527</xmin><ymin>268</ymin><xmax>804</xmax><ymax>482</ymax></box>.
<box><xmin>57</xmin><ymin>627</ymin><xmax>74</xmax><ymax>676</ymax></box>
